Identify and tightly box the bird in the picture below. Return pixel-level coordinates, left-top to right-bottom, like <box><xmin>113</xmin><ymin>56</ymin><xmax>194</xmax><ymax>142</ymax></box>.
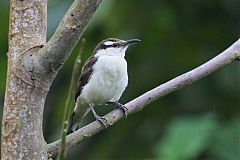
<box><xmin>67</xmin><ymin>38</ymin><xmax>141</xmax><ymax>134</ymax></box>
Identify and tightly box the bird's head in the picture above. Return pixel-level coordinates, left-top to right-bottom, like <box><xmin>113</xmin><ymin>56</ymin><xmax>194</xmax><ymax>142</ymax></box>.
<box><xmin>93</xmin><ymin>38</ymin><xmax>141</xmax><ymax>57</ymax></box>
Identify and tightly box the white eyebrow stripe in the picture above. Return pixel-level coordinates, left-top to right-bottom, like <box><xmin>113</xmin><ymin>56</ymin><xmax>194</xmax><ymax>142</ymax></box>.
<box><xmin>104</xmin><ymin>41</ymin><xmax>115</xmax><ymax>45</ymax></box>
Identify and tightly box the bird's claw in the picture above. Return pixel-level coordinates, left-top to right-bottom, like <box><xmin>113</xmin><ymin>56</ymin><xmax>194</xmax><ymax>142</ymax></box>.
<box><xmin>115</xmin><ymin>102</ymin><xmax>128</xmax><ymax>118</ymax></box>
<box><xmin>90</xmin><ymin>106</ymin><xmax>108</xmax><ymax>128</ymax></box>
<box><xmin>95</xmin><ymin>115</ymin><xmax>108</xmax><ymax>128</ymax></box>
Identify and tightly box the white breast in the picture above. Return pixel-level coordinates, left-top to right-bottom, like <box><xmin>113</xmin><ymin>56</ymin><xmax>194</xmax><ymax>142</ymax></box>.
<box><xmin>79</xmin><ymin>55</ymin><xmax>128</xmax><ymax>105</ymax></box>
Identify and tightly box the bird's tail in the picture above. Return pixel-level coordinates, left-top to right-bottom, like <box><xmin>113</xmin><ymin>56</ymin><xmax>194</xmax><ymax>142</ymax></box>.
<box><xmin>67</xmin><ymin>112</ymin><xmax>78</xmax><ymax>135</ymax></box>
<box><xmin>67</xmin><ymin>103</ymin><xmax>90</xmax><ymax>134</ymax></box>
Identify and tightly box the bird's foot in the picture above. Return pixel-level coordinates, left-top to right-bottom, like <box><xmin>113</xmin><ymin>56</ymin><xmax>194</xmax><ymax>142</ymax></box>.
<box><xmin>95</xmin><ymin>115</ymin><xmax>108</xmax><ymax>128</ymax></box>
<box><xmin>113</xmin><ymin>101</ymin><xmax>128</xmax><ymax>118</ymax></box>
<box><xmin>90</xmin><ymin>106</ymin><xmax>108</xmax><ymax>128</ymax></box>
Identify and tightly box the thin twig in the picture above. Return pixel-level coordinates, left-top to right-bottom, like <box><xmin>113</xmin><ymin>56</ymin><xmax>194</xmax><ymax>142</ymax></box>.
<box><xmin>57</xmin><ymin>39</ymin><xmax>86</xmax><ymax>160</ymax></box>
<box><xmin>48</xmin><ymin>39</ymin><xmax>240</xmax><ymax>157</ymax></box>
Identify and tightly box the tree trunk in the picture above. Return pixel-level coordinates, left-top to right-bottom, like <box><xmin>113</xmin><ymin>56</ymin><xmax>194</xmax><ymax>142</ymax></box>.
<box><xmin>1</xmin><ymin>0</ymin><xmax>48</xmax><ymax>159</ymax></box>
<box><xmin>1</xmin><ymin>0</ymin><xmax>101</xmax><ymax>159</ymax></box>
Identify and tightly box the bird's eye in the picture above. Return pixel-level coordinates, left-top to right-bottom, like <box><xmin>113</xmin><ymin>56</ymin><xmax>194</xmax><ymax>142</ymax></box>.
<box><xmin>112</xmin><ymin>43</ymin><xmax>118</xmax><ymax>47</ymax></box>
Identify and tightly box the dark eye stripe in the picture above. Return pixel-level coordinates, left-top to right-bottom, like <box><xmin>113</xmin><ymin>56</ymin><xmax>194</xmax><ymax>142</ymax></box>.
<box><xmin>102</xmin><ymin>43</ymin><xmax>118</xmax><ymax>49</ymax></box>
<box><xmin>111</xmin><ymin>43</ymin><xmax>118</xmax><ymax>47</ymax></box>
<box><xmin>93</xmin><ymin>38</ymin><xmax>122</xmax><ymax>54</ymax></box>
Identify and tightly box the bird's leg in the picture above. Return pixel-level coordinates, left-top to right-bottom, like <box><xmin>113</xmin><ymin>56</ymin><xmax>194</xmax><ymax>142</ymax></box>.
<box><xmin>90</xmin><ymin>106</ymin><xmax>108</xmax><ymax>128</ymax></box>
<box><xmin>107</xmin><ymin>101</ymin><xmax>128</xmax><ymax>118</ymax></box>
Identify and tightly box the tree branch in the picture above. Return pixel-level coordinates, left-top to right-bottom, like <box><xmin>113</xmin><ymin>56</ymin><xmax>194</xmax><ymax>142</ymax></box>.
<box><xmin>40</xmin><ymin>0</ymin><xmax>102</xmax><ymax>71</ymax></box>
<box><xmin>47</xmin><ymin>39</ymin><xmax>240</xmax><ymax>157</ymax></box>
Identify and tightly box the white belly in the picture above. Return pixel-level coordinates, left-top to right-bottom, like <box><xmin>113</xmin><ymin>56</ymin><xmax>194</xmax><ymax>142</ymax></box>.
<box><xmin>79</xmin><ymin>56</ymin><xmax>128</xmax><ymax>105</ymax></box>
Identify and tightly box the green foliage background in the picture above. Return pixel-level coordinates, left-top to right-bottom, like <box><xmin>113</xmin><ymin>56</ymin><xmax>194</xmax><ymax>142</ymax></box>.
<box><xmin>0</xmin><ymin>0</ymin><xmax>239</xmax><ymax>159</ymax></box>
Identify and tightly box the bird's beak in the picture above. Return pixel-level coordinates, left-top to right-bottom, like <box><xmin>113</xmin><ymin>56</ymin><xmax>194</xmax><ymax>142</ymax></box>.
<box><xmin>123</xmin><ymin>39</ymin><xmax>141</xmax><ymax>47</ymax></box>
<box><xmin>126</xmin><ymin>39</ymin><xmax>141</xmax><ymax>45</ymax></box>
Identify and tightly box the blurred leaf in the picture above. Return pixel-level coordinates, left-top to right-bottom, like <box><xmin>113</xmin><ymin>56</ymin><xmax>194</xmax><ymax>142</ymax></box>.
<box><xmin>154</xmin><ymin>115</ymin><xmax>218</xmax><ymax>160</ymax></box>
<box><xmin>209</xmin><ymin>119</ymin><xmax>240</xmax><ymax>160</ymax></box>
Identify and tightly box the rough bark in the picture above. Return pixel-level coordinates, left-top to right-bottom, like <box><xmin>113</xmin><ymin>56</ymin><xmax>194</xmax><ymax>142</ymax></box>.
<box><xmin>1</xmin><ymin>0</ymin><xmax>47</xmax><ymax>159</ymax></box>
<box><xmin>1</xmin><ymin>0</ymin><xmax>102</xmax><ymax>159</ymax></box>
<box><xmin>47</xmin><ymin>39</ymin><xmax>240</xmax><ymax>157</ymax></box>
<box><xmin>39</xmin><ymin>0</ymin><xmax>102</xmax><ymax>72</ymax></box>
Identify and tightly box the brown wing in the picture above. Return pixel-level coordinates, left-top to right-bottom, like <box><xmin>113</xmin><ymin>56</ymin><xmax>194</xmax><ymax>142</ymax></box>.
<box><xmin>75</xmin><ymin>56</ymin><xmax>98</xmax><ymax>101</ymax></box>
